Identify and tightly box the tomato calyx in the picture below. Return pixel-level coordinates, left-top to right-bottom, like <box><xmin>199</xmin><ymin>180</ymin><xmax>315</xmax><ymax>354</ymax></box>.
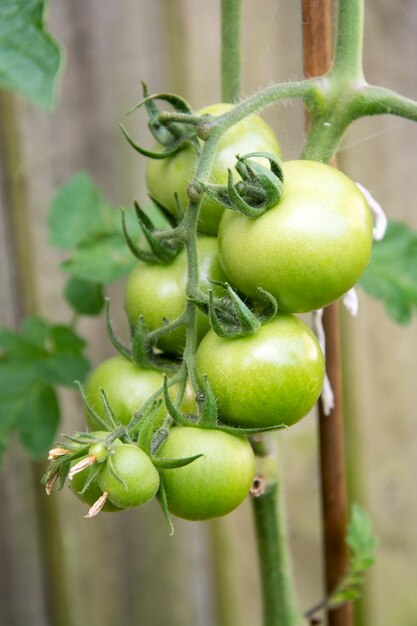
<box><xmin>197</xmin><ymin>152</ymin><xmax>284</xmax><ymax>218</ymax></box>
<box><xmin>119</xmin><ymin>83</ymin><xmax>200</xmax><ymax>159</ymax></box>
<box><xmin>121</xmin><ymin>201</ymin><xmax>183</xmax><ymax>265</ymax></box>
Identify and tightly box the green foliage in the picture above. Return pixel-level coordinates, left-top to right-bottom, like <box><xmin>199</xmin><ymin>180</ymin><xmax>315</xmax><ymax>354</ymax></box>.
<box><xmin>64</xmin><ymin>277</ymin><xmax>104</xmax><ymax>316</ymax></box>
<box><xmin>328</xmin><ymin>504</ymin><xmax>377</xmax><ymax>608</ymax></box>
<box><xmin>360</xmin><ymin>220</ymin><xmax>417</xmax><ymax>324</ymax></box>
<box><xmin>0</xmin><ymin>0</ymin><xmax>62</xmax><ymax>109</ymax></box>
<box><xmin>0</xmin><ymin>317</ymin><xmax>90</xmax><ymax>460</ymax></box>
<box><xmin>48</xmin><ymin>172</ymin><xmax>167</xmax><ymax>286</ymax></box>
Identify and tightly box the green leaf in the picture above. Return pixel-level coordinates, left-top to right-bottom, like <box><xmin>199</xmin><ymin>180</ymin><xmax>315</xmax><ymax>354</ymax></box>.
<box><xmin>360</xmin><ymin>220</ymin><xmax>417</xmax><ymax>324</ymax></box>
<box><xmin>48</xmin><ymin>172</ymin><xmax>118</xmax><ymax>249</ymax></box>
<box><xmin>64</xmin><ymin>277</ymin><xmax>104</xmax><ymax>316</ymax></box>
<box><xmin>19</xmin><ymin>382</ymin><xmax>59</xmax><ymax>458</ymax></box>
<box><xmin>0</xmin><ymin>0</ymin><xmax>62</xmax><ymax>109</ymax></box>
<box><xmin>61</xmin><ymin>234</ymin><xmax>137</xmax><ymax>284</ymax></box>
<box><xmin>48</xmin><ymin>173</ymin><xmax>170</xmax><ymax>286</ymax></box>
<box><xmin>0</xmin><ymin>317</ymin><xmax>90</xmax><ymax>457</ymax></box>
<box><xmin>328</xmin><ymin>504</ymin><xmax>377</xmax><ymax>609</ymax></box>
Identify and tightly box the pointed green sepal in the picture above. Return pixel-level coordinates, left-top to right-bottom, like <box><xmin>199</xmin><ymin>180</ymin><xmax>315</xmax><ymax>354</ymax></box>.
<box><xmin>157</xmin><ymin>478</ymin><xmax>175</xmax><ymax>535</ymax></box>
<box><xmin>133</xmin><ymin>202</ymin><xmax>182</xmax><ymax>264</ymax></box>
<box><xmin>130</xmin><ymin>316</ymin><xmax>154</xmax><ymax>369</ymax></box>
<box><xmin>163</xmin><ymin>376</ymin><xmax>196</xmax><ymax>426</ymax></box>
<box><xmin>152</xmin><ymin>454</ymin><xmax>203</xmax><ymax>470</ymax></box>
<box><xmin>75</xmin><ymin>380</ymin><xmax>112</xmax><ymax>431</ymax></box>
<box><xmin>198</xmin><ymin>375</ymin><xmax>218</xmax><ymax>428</ymax></box>
<box><xmin>79</xmin><ymin>463</ymin><xmax>103</xmax><ymax>495</ymax></box>
<box><xmin>120</xmin><ymin>208</ymin><xmax>157</xmax><ymax>263</ymax></box>
<box><xmin>98</xmin><ymin>388</ymin><xmax>118</xmax><ymax>430</ymax></box>
<box><xmin>107</xmin><ymin>453</ymin><xmax>127</xmax><ymax>490</ymax></box>
<box><xmin>215</xmin><ymin>422</ymin><xmax>287</xmax><ymax>435</ymax></box>
<box><xmin>253</xmin><ymin>287</ymin><xmax>278</xmax><ymax>322</ymax></box>
<box><xmin>208</xmin><ymin>285</ymin><xmax>260</xmax><ymax>338</ymax></box>
<box><xmin>105</xmin><ymin>299</ymin><xmax>131</xmax><ymax>359</ymax></box>
<box><xmin>148</xmin><ymin>195</ymin><xmax>179</xmax><ymax>227</ymax></box>
<box><xmin>136</xmin><ymin>399</ymin><xmax>163</xmax><ymax>456</ymax></box>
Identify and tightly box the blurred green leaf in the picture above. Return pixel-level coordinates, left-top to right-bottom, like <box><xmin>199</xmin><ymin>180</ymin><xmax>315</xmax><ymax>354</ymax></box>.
<box><xmin>360</xmin><ymin>220</ymin><xmax>417</xmax><ymax>324</ymax></box>
<box><xmin>64</xmin><ymin>276</ymin><xmax>104</xmax><ymax>316</ymax></box>
<box><xmin>0</xmin><ymin>317</ymin><xmax>90</xmax><ymax>458</ymax></box>
<box><xmin>328</xmin><ymin>504</ymin><xmax>377</xmax><ymax>610</ymax></box>
<box><xmin>0</xmin><ymin>0</ymin><xmax>62</xmax><ymax>109</ymax></box>
<box><xmin>19</xmin><ymin>383</ymin><xmax>59</xmax><ymax>458</ymax></box>
<box><xmin>48</xmin><ymin>172</ymin><xmax>169</xmax><ymax>287</ymax></box>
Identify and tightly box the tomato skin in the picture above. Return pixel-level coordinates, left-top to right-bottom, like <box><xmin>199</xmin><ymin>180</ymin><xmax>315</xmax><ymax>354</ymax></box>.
<box><xmin>70</xmin><ymin>431</ymin><xmax>121</xmax><ymax>512</ymax></box>
<box><xmin>157</xmin><ymin>426</ymin><xmax>255</xmax><ymax>521</ymax></box>
<box><xmin>195</xmin><ymin>314</ymin><xmax>325</xmax><ymax>429</ymax></box>
<box><xmin>84</xmin><ymin>356</ymin><xmax>196</xmax><ymax>429</ymax></box>
<box><xmin>124</xmin><ymin>237</ymin><xmax>225</xmax><ymax>354</ymax></box>
<box><xmin>98</xmin><ymin>444</ymin><xmax>160</xmax><ymax>509</ymax></box>
<box><xmin>146</xmin><ymin>103</ymin><xmax>282</xmax><ymax>236</ymax></box>
<box><xmin>218</xmin><ymin>160</ymin><xmax>373</xmax><ymax>313</ymax></box>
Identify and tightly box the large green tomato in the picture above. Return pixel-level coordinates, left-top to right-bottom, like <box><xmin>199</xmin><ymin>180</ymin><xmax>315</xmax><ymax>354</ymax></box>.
<box><xmin>146</xmin><ymin>103</ymin><xmax>282</xmax><ymax>236</ymax></box>
<box><xmin>84</xmin><ymin>356</ymin><xmax>195</xmax><ymax>429</ymax></box>
<box><xmin>195</xmin><ymin>314</ymin><xmax>325</xmax><ymax>429</ymax></box>
<box><xmin>218</xmin><ymin>160</ymin><xmax>373</xmax><ymax>313</ymax></box>
<box><xmin>98</xmin><ymin>444</ymin><xmax>160</xmax><ymax>509</ymax></box>
<box><xmin>157</xmin><ymin>426</ymin><xmax>255</xmax><ymax>520</ymax></box>
<box><xmin>125</xmin><ymin>236</ymin><xmax>225</xmax><ymax>354</ymax></box>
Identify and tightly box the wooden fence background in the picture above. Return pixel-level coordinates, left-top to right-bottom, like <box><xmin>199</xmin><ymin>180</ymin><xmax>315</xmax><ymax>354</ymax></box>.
<box><xmin>0</xmin><ymin>1</ymin><xmax>416</xmax><ymax>625</ymax></box>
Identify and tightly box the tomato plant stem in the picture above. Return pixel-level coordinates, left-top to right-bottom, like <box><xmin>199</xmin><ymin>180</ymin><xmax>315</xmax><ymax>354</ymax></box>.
<box><xmin>252</xmin><ymin>481</ymin><xmax>300</xmax><ymax>626</ymax></box>
<box><xmin>332</xmin><ymin>0</ymin><xmax>364</xmax><ymax>81</ymax></box>
<box><xmin>221</xmin><ymin>0</ymin><xmax>242</xmax><ymax>103</ymax></box>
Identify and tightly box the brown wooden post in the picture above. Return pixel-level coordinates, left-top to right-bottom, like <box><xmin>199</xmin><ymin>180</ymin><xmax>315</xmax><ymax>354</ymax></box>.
<box><xmin>302</xmin><ymin>2</ymin><xmax>353</xmax><ymax>625</ymax></box>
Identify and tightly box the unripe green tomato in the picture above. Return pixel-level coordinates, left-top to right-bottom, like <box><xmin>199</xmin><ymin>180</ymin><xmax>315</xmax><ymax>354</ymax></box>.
<box><xmin>157</xmin><ymin>426</ymin><xmax>255</xmax><ymax>521</ymax></box>
<box><xmin>218</xmin><ymin>160</ymin><xmax>373</xmax><ymax>313</ymax></box>
<box><xmin>70</xmin><ymin>431</ymin><xmax>121</xmax><ymax>512</ymax></box>
<box><xmin>84</xmin><ymin>356</ymin><xmax>196</xmax><ymax>430</ymax></box>
<box><xmin>98</xmin><ymin>444</ymin><xmax>160</xmax><ymax>509</ymax></box>
<box><xmin>195</xmin><ymin>314</ymin><xmax>325</xmax><ymax>429</ymax></box>
<box><xmin>124</xmin><ymin>237</ymin><xmax>225</xmax><ymax>354</ymax></box>
<box><xmin>146</xmin><ymin>103</ymin><xmax>282</xmax><ymax>236</ymax></box>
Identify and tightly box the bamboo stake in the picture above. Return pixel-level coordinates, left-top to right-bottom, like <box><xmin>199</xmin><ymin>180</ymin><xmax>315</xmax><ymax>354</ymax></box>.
<box><xmin>301</xmin><ymin>2</ymin><xmax>353</xmax><ymax>625</ymax></box>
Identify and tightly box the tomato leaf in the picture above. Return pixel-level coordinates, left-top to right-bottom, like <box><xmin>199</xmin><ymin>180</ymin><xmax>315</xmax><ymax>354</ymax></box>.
<box><xmin>0</xmin><ymin>317</ymin><xmax>90</xmax><ymax>458</ymax></box>
<box><xmin>48</xmin><ymin>173</ymin><xmax>169</xmax><ymax>285</ymax></box>
<box><xmin>0</xmin><ymin>0</ymin><xmax>62</xmax><ymax>109</ymax></box>
<box><xmin>328</xmin><ymin>504</ymin><xmax>377</xmax><ymax>609</ymax></box>
<box><xmin>64</xmin><ymin>277</ymin><xmax>104</xmax><ymax>316</ymax></box>
<box><xmin>19</xmin><ymin>383</ymin><xmax>60</xmax><ymax>458</ymax></box>
<box><xmin>359</xmin><ymin>220</ymin><xmax>417</xmax><ymax>324</ymax></box>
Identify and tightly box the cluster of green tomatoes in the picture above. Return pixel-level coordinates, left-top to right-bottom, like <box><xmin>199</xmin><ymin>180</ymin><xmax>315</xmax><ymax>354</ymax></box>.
<box><xmin>44</xmin><ymin>100</ymin><xmax>373</xmax><ymax>525</ymax></box>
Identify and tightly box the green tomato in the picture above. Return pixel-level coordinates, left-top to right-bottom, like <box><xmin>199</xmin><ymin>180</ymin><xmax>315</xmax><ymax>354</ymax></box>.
<box><xmin>218</xmin><ymin>160</ymin><xmax>373</xmax><ymax>313</ymax></box>
<box><xmin>98</xmin><ymin>444</ymin><xmax>160</xmax><ymax>509</ymax></box>
<box><xmin>124</xmin><ymin>236</ymin><xmax>225</xmax><ymax>354</ymax></box>
<box><xmin>146</xmin><ymin>103</ymin><xmax>282</xmax><ymax>236</ymax></box>
<box><xmin>195</xmin><ymin>314</ymin><xmax>325</xmax><ymax>429</ymax></box>
<box><xmin>84</xmin><ymin>356</ymin><xmax>196</xmax><ymax>429</ymax></box>
<box><xmin>70</xmin><ymin>431</ymin><xmax>121</xmax><ymax>512</ymax></box>
<box><xmin>157</xmin><ymin>426</ymin><xmax>255</xmax><ymax>521</ymax></box>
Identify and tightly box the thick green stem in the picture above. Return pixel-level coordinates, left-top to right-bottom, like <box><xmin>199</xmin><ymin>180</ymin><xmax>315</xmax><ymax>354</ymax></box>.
<box><xmin>221</xmin><ymin>0</ymin><xmax>242</xmax><ymax>103</ymax></box>
<box><xmin>332</xmin><ymin>0</ymin><xmax>364</xmax><ymax>80</ymax></box>
<box><xmin>252</xmin><ymin>480</ymin><xmax>300</xmax><ymax>626</ymax></box>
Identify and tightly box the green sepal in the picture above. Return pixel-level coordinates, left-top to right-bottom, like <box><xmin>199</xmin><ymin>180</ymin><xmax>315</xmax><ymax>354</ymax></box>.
<box><xmin>208</xmin><ymin>285</ymin><xmax>260</xmax><ymax>338</ymax></box>
<box><xmin>133</xmin><ymin>202</ymin><xmax>182</xmax><ymax>263</ymax></box>
<box><xmin>107</xmin><ymin>453</ymin><xmax>127</xmax><ymax>490</ymax></box>
<box><xmin>150</xmin><ymin>427</ymin><xmax>169</xmax><ymax>456</ymax></box>
<box><xmin>198</xmin><ymin>152</ymin><xmax>284</xmax><ymax>218</ymax></box>
<box><xmin>121</xmin><ymin>208</ymin><xmax>157</xmax><ymax>263</ymax></box>
<box><xmin>215</xmin><ymin>422</ymin><xmax>287</xmax><ymax>436</ymax></box>
<box><xmin>78</xmin><ymin>463</ymin><xmax>102</xmax><ymax>495</ymax></box>
<box><xmin>152</xmin><ymin>454</ymin><xmax>203</xmax><ymax>470</ymax></box>
<box><xmin>130</xmin><ymin>316</ymin><xmax>160</xmax><ymax>371</ymax></box>
<box><xmin>197</xmin><ymin>375</ymin><xmax>218</xmax><ymax>428</ymax></box>
<box><xmin>120</xmin><ymin>84</ymin><xmax>196</xmax><ymax>160</ymax></box>
<box><xmin>58</xmin><ymin>462</ymin><xmax>71</xmax><ymax>490</ymax></box>
<box><xmin>163</xmin><ymin>376</ymin><xmax>196</xmax><ymax>427</ymax></box>
<box><xmin>253</xmin><ymin>287</ymin><xmax>278</xmax><ymax>322</ymax></box>
<box><xmin>98</xmin><ymin>388</ymin><xmax>118</xmax><ymax>430</ymax></box>
<box><xmin>156</xmin><ymin>478</ymin><xmax>175</xmax><ymax>535</ymax></box>
<box><xmin>75</xmin><ymin>380</ymin><xmax>112</xmax><ymax>431</ymax></box>
<box><xmin>104</xmin><ymin>299</ymin><xmax>131</xmax><ymax>359</ymax></box>
<box><xmin>148</xmin><ymin>195</ymin><xmax>179</xmax><ymax>227</ymax></box>
<box><xmin>136</xmin><ymin>399</ymin><xmax>163</xmax><ymax>456</ymax></box>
